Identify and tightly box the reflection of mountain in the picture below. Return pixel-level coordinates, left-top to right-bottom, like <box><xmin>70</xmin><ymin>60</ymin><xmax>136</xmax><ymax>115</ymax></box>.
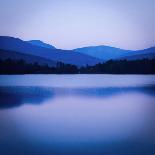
<box><xmin>0</xmin><ymin>86</ymin><xmax>155</xmax><ymax>109</ymax></box>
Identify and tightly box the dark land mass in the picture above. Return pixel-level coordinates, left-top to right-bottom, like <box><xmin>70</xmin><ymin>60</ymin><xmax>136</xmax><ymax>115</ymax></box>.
<box><xmin>0</xmin><ymin>58</ymin><xmax>155</xmax><ymax>74</ymax></box>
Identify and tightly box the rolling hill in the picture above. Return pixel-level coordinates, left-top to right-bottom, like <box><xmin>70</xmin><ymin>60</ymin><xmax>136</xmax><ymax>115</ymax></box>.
<box><xmin>0</xmin><ymin>49</ymin><xmax>56</xmax><ymax>67</ymax></box>
<box><xmin>1</xmin><ymin>36</ymin><xmax>155</xmax><ymax>67</ymax></box>
<box><xmin>0</xmin><ymin>36</ymin><xmax>101</xmax><ymax>66</ymax></box>
<box><xmin>27</xmin><ymin>40</ymin><xmax>56</xmax><ymax>49</ymax></box>
<box><xmin>74</xmin><ymin>46</ymin><xmax>155</xmax><ymax>61</ymax></box>
<box><xmin>120</xmin><ymin>52</ymin><xmax>155</xmax><ymax>60</ymax></box>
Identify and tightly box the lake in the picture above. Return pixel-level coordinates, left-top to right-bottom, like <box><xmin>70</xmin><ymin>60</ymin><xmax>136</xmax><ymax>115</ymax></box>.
<box><xmin>0</xmin><ymin>75</ymin><xmax>155</xmax><ymax>155</ymax></box>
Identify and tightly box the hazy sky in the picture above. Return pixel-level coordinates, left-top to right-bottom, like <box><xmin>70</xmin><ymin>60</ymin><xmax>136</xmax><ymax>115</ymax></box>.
<box><xmin>0</xmin><ymin>0</ymin><xmax>155</xmax><ymax>50</ymax></box>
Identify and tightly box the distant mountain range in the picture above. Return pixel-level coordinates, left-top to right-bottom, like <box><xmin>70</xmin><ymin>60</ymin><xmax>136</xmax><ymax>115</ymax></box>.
<box><xmin>120</xmin><ymin>52</ymin><xmax>155</xmax><ymax>60</ymax></box>
<box><xmin>74</xmin><ymin>46</ymin><xmax>155</xmax><ymax>60</ymax></box>
<box><xmin>27</xmin><ymin>40</ymin><xmax>56</xmax><ymax>49</ymax></box>
<box><xmin>0</xmin><ymin>49</ymin><xmax>56</xmax><ymax>67</ymax></box>
<box><xmin>0</xmin><ymin>36</ymin><xmax>101</xmax><ymax>66</ymax></box>
<box><xmin>0</xmin><ymin>36</ymin><xmax>155</xmax><ymax>67</ymax></box>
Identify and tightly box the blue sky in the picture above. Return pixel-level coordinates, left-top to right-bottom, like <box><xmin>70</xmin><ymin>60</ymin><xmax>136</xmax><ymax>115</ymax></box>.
<box><xmin>0</xmin><ymin>0</ymin><xmax>155</xmax><ymax>50</ymax></box>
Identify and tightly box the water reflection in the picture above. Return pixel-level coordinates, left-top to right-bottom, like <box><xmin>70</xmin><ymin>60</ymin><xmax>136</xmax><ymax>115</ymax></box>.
<box><xmin>0</xmin><ymin>75</ymin><xmax>155</xmax><ymax>155</ymax></box>
<box><xmin>0</xmin><ymin>85</ymin><xmax>155</xmax><ymax>109</ymax></box>
<box><xmin>0</xmin><ymin>87</ymin><xmax>54</xmax><ymax>109</ymax></box>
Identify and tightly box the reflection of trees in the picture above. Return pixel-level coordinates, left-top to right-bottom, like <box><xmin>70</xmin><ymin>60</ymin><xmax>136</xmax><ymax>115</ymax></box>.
<box><xmin>0</xmin><ymin>87</ymin><xmax>54</xmax><ymax>109</ymax></box>
<box><xmin>0</xmin><ymin>86</ymin><xmax>155</xmax><ymax>109</ymax></box>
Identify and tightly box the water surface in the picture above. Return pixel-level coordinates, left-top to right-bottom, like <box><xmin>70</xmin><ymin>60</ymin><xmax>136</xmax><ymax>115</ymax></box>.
<box><xmin>0</xmin><ymin>75</ymin><xmax>155</xmax><ymax>155</ymax></box>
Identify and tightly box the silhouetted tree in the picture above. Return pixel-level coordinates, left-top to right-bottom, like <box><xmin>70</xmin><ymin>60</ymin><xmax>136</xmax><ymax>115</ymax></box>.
<box><xmin>0</xmin><ymin>58</ymin><xmax>155</xmax><ymax>74</ymax></box>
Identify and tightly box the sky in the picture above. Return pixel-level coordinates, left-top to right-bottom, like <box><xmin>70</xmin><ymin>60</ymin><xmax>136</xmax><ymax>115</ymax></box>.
<box><xmin>0</xmin><ymin>0</ymin><xmax>155</xmax><ymax>50</ymax></box>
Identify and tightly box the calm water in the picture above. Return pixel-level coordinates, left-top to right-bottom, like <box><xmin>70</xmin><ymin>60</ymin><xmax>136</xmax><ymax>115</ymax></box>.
<box><xmin>0</xmin><ymin>75</ymin><xmax>155</xmax><ymax>155</ymax></box>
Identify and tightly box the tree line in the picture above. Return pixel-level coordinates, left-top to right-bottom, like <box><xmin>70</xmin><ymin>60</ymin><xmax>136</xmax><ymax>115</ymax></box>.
<box><xmin>0</xmin><ymin>58</ymin><xmax>155</xmax><ymax>74</ymax></box>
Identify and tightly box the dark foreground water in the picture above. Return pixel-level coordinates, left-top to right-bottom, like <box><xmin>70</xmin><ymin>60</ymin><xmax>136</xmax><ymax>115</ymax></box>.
<box><xmin>0</xmin><ymin>75</ymin><xmax>155</xmax><ymax>155</ymax></box>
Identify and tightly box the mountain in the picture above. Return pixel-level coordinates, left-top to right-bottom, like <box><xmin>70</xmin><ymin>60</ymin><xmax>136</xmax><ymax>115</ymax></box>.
<box><xmin>27</xmin><ymin>40</ymin><xmax>56</xmax><ymax>49</ymax></box>
<box><xmin>121</xmin><ymin>47</ymin><xmax>155</xmax><ymax>60</ymax></box>
<box><xmin>74</xmin><ymin>46</ymin><xmax>155</xmax><ymax>60</ymax></box>
<box><xmin>0</xmin><ymin>49</ymin><xmax>56</xmax><ymax>67</ymax></box>
<box><xmin>74</xmin><ymin>46</ymin><xmax>132</xmax><ymax>60</ymax></box>
<box><xmin>0</xmin><ymin>36</ymin><xmax>101</xmax><ymax>66</ymax></box>
<box><xmin>135</xmin><ymin>47</ymin><xmax>155</xmax><ymax>55</ymax></box>
<box><xmin>120</xmin><ymin>52</ymin><xmax>155</xmax><ymax>60</ymax></box>
<box><xmin>1</xmin><ymin>36</ymin><xmax>154</xmax><ymax>66</ymax></box>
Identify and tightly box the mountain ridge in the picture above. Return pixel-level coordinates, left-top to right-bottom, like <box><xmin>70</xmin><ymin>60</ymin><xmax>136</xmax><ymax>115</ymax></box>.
<box><xmin>27</xmin><ymin>40</ymin><xmax>56</xmax><ymax>49</ymax></box>
<box><xmin>0</xmin><ymin>36</ymin><xmax>155</xmax><ymax>65</ymax></box>
<box><xmin>0</xmin><ymin>49</ymin><xmax>57</xmax><ymax>67</ymax></box>
<box><xmin>0</xmin><ymin>36</ymin><xmax>101</xmax><ymax>66</ymax></box>
<box><xmin>74</xmin><ymin>45</ymin><xmax>155</xmax><ymax>60</ymax></box>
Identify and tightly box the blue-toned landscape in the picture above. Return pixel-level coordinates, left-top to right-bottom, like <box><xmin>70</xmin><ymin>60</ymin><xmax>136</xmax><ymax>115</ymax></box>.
<box><xmin>0</xmin><ymin>75</ymin><xmax>155</xmax><ymax>155</ymax></box>
<box><xmin>0</xmin><ymin>0</ymin><xmax>155</xmax><ymax>155</ymax></box>
<box><xmin>0</xmin><ymin>36</ymin><xmax>155</xmax><ymax>74</ymax></box>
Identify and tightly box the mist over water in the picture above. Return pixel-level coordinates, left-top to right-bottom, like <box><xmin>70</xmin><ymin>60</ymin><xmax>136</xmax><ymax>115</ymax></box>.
<box><xmin>0</xmin><ymin>75</ymin><xmax>155</xmax><ymax>155</ymax></box>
